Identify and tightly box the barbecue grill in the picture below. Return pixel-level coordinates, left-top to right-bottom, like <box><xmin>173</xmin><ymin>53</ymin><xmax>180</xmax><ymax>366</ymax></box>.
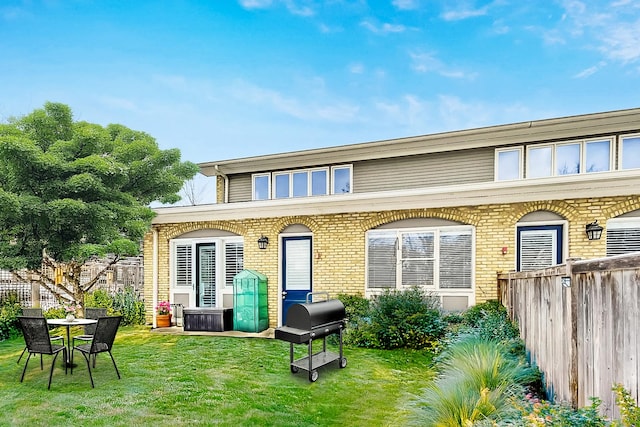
<box><xmin>275</xmin><ymin>293</ymin><xmax>347</xmax><ymax>382</ymax></box>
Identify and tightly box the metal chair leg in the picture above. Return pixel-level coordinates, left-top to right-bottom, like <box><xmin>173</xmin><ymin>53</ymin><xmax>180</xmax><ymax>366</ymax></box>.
<box><xmin>16</xmin><ymin>347</ymin><xmax>27</xmax><ymax>364</ymax></box>
<box><xmin>20</xmin><ymin>353</ymin><xmax>32</xmax><ymax>382</ymax></box>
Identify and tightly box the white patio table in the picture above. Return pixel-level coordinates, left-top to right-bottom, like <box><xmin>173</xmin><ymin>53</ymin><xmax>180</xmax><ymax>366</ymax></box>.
<box><xmin>47</xmin><ymin>318</ymin><xmax>97</xmax><ymax>366</ymax></box>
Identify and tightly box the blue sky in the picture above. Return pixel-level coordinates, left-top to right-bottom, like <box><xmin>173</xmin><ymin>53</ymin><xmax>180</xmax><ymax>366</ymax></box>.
<box><xmin>1</xmin><ymin>0</ymin><xmax>639</xmax><ymax>167</ymax></box>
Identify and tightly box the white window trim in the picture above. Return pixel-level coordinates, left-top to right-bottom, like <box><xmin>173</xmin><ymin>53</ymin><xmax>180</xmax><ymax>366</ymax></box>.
<box><xmin>525</xmin><ymin>137</ymin><xmax>615</xmax><ymax>179</ymax></box>
<box><xmin>365</xmin><ymin>225</ymin><xmax>475</xmax><ymax>297</ymax></box>
<box><xmin>330</xmin><ymin>164</ymin><xmax>353</xmax><ymax>194</ymax></box>
<box><xmin>583</xmin><ymin>137</ymin><xmax>614</xmax><ymax>173</ymax></box>
<box><xmin>252</xmin><ymin>165</ymin><xmax>352</xmax><ymax>200</ymax></box>
<box><xmin>170</xmin><ymin>236</ymin><xmax>244</xmax><ymax>307</ymax></box>
<box><xmin>251</xmin><ymin>173</ymin><xmax>271</xmax><ymax>201</ymax></box>
<box><xmin>495</xmin><ymin>146</ymin><xmax>524</xmax><ymax>181</ymax></box>
<box><xmin>619</xmin><ymin>133</ymin><xmax>640</xmax><ymax>171</ymax></box>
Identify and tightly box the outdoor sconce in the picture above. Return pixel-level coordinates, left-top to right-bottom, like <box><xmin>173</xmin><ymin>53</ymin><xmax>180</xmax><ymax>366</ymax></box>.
<box><xmin>585</xmin><ymin>220</ymin><xmax>604</xmax><ymax>241</ymax></box>
<box><xmin>257</xmin><ymin>235</ymin><xmax>269</xmax><ymax>250</ymax></box>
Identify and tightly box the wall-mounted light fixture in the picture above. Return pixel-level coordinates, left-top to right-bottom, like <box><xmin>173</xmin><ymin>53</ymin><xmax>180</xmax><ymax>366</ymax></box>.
<box><xmin>585</xmin><ymin>220</ymin><xmax>604</xmax><ymax>241</ymax></box>
<box><xmin>257</xmin><ymin>235</ymin><xmax>269</xmax><ymax>250</ymax></box>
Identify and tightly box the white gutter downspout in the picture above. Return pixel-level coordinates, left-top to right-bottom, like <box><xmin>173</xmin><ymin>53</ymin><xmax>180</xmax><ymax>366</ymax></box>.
<box><xmin>152</xmin><ymin>227</ymin><xmax>159</xmax><ymax>328</ymax></box>
<box><xmin>214</xmin><ymin>164</ymin><xmax>229</xmax><ymax>203</ymax></box>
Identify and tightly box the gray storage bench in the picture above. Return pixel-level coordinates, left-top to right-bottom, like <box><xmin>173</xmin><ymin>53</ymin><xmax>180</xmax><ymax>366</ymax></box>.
<box><xmin>183</xmin><ymin>308</ymin><xmax>233</xmax><ymax>332</ymax></box>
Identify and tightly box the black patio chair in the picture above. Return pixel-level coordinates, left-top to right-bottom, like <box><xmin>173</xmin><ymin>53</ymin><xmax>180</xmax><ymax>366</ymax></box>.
<box><xmin>72</xmin><ymin>316</ymin><xmax>122</xmax><ymax>388</ymax></box>
<box><xmin>17</xmin><ymin>316</ymin><xmax>67</xmax><ymax>390</ymax></box>
<box><xmin>16</xmin><ymin>308</ymin><xmax>64</xmax><ymax>364</ymax></box>
<box><xmin>73</xmin><ymin>307</ymin><xmax>108</xmax><ymax>367</ymax></box>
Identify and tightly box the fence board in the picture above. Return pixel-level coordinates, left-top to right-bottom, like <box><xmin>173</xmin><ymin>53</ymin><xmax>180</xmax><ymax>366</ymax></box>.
<box><xmin>499</xmin><ymin>253</ymin><xmax>640</xmax><ymax>419</ymax></box>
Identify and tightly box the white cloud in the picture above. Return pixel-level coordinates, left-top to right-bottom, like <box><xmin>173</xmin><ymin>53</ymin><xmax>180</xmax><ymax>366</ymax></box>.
<box><xmin>409</xmin><ymin>51</ymin><xmax>476</xmax><ymax>79</ymax></box>
<box><xmin>392</xmin><ymin>0</ymin><xmax>420</xmax><ymax>10</ymax></box>
<box><xmin>441</xmin><ymin>5</ymin><xmax>488</xmax><ymax>21</ymax></box>
<box><xmin>238</xmin><ymin>0</ymin><xmax>315</xmax><ymax>16</ymax></box>
<box><xmin>283</xmin><ymin>0</ymin><xmax>315</xmax><ymax>17</ymax></box>
<box><xmin>600</xmin><ymin>22</ymin><xmax>640</xmax><ymax>63</ymax></box>
<box><xmin>573</xmin><ymin>61</ymin><xmax>607</xmax><ymax>78</ymax></box>
<box><xmin>238</xmin><ymin>0</ymin><xmax>273</xmax><ymax>9</ymax></box>
<box><xmin>230</xmin><ymin>79</ymin><xmax>359</xmax><ymax>122</ymax></box>
<box><xmin>348</xmin><ymin>62</ymin><xmax>364</xmax><ymax>74</ymax></box>
<box><xmin>360</xmin><ymin>20</ymin><xmax>406</xmax><ymax>34</ymax></box>
<box><xmin>558</xmin><ymin>1</ymin><xmax>640</xmax><ymax>64</ymax></box>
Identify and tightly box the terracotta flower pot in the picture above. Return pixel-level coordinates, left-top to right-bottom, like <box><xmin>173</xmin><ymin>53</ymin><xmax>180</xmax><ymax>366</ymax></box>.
<box><xmin>156</xmin><ymin>313</ymin><xmax>172</xmax><ymax>328</ymax></box>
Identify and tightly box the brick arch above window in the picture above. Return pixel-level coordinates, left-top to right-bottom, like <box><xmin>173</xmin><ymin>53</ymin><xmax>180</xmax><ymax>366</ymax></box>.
<box><xmin>161</xmin><ymin>221</ymin><xmax>247</xmax><ymax>240</ymax></box>
<box><xmin>360</xmin><ymin>208</ymin><xmax>481</xmax><ymax>232</ymax></box>
<box><xmin>507</xmin><ymin>201</ymin><xmax>578</xmax><ymax>225</ymax></box>
<box><xmin>602</xmin><ymin>199</ymin><xmax>640</xmax><ymax>219</ymax></box>
<box><xmin>273</xmin><ymin>216</ymin><xmax>319</xmax><ymax>234</ymax></box>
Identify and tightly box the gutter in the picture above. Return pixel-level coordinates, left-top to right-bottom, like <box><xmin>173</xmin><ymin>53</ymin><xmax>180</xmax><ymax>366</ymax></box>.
<box><xmin>214</xmin><ymin>164</ymin><xmax>229</xmax><ymax>203</ymax></box>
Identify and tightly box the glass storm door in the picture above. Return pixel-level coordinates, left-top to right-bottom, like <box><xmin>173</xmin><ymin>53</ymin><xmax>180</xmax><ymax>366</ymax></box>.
<box><xmin>281</xmin><ymin>236</ymin><xmax>312</xmax><ymax>325</ymax></box>
<box><xmin>196</xmin><ymin>243</ymin><xmax>217</xmax><ymax>307</ymax></box>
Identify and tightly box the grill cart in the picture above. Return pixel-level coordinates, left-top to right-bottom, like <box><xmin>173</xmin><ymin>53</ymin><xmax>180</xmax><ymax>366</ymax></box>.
<box><xmin>275</xmin><ymin>292</ymin><xmax>348</xmax><ymax>382</ymax></box>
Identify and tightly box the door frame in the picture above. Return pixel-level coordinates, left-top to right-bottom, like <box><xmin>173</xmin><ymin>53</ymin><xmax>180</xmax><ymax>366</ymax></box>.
<box><xmin>170</xmin><ymin>236</ymin><xmax>243</xmax><ymax>309</ymax></box>
<box><xmin>515</xmin><ymin>220</ymin><xmax>567</xmax><ymax>271</ymax></box>
<box><xmin>278</xmin><ymin>232</ymin><xmax>313</xmax><ymax>326</ymax></box>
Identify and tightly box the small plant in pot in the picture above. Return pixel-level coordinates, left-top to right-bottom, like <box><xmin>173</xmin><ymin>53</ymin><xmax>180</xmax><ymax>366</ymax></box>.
<box><xmin>64</xmin><ymin>302</ymin><xmax>79</xmax><ymax>322</ymax></box>
<box><xmin>156</xmin><ymin>300</ymin><xmax>172</xmax><ymax>327</ymax></box>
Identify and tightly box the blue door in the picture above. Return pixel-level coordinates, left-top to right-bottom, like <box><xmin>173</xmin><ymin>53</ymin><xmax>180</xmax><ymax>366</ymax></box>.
<box><xmin>281</xmin><ymin>236</ymin><xmax>312</xmax><ymax>325</ymax></box>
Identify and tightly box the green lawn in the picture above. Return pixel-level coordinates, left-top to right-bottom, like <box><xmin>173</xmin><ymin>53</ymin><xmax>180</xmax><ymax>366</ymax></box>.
<box><xmin>0</xmin><ymin>326</ymin><xmax>435</xmax><ymax>426</ymax></box>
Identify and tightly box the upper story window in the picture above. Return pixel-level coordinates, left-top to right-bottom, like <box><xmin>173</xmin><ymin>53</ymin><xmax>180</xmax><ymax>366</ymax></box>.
<box><xmin>620</xmin><ymin>134</ymin><xmax>640</xmax><ymax>170</ymax></box>
<box><xmin>252</xmin><ymin>165</ymin><xmax>351</xmax><ymax>200</ymax></box>
<box><xmin>253</xmin><ymin>174</ymin><xmax>270</xmax><ymax>200</ymax></box>
<box><xmin>527</xmin><ymin>139</ymin><xmax>612</xmax><ymax>178</ymax></box>
<box><xmin>332</xmin><ymin>166</ymin><xmax>351</xmax><ymax>194</ymax></box>
<box><xmin>496</xmin><ymin>138</ymin><xmax>613</xmax><ymax>181</ymax></box>
<box><xmin>495</xmin><ymin>148</ymin><xmax>523</xmax><ymax>181</ymax></box>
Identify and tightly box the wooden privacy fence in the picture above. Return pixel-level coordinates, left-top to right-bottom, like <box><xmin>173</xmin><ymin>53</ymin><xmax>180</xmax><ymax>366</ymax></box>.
<box><xmin>498</xmin><ymin>253</ymin><xmax>640</xmax><ymax>419</ymax></box>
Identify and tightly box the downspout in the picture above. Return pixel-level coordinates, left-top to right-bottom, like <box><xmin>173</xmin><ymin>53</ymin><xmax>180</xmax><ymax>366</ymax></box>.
<box><xmin>152</xmin><ymin>227</ymin><xmax>159</xmax><ymax>328</ymax></box>
<box><xmin>214</xmin><ymin>164</ymin><xmax>229</xmax><ymax>203</ymax></box>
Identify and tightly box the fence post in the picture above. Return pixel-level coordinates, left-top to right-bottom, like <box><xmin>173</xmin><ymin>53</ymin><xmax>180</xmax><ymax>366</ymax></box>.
<box><xmin>567</xmin><ymin>259</ymin><xmax>579</xmax><ymax>408</ymax></box>
<box><xmin>30</xmin><ymin>281</ymin><xmax>40</xmax><ymax>308</ymax></box>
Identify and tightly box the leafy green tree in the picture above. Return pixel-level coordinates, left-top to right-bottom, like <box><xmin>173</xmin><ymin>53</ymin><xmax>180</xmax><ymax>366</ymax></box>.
<box><xmin>0</xmin><ymin>102</ymin><xmax>198</xmax><ymax>309</ymax></box>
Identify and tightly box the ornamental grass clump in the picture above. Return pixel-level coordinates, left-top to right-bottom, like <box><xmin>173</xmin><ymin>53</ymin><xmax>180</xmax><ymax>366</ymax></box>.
<box><xmin>416</xmin><ymin>336</ymin><xmax>539</xmax><ymax>426</ymax></box>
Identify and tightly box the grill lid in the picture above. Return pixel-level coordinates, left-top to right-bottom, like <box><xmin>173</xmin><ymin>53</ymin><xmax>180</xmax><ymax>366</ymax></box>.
<box><xmin>285</xmin><ymin>299</ymin><xmax>346</xmax><ymax>331</ymax></box>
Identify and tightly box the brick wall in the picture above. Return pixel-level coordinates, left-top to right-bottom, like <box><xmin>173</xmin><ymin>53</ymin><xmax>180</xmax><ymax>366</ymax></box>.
<box><xmin>144</xmin><ymin>195</ymin><xmax>640</xmax><ymax>325</ymax></box>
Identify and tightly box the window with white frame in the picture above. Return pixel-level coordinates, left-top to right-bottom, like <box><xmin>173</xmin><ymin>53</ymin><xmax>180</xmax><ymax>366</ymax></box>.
<box><xmin>620</xmin><ymin>135</ymin><xmax>640</xmax><ymax>170</ymax></box>
<box><xmin>253</xmin><ymin>174</ymin><xmax>270</xmax><ymax>200</ymax></box>
<box><xmin>366</xmin><ymin>226</ymin><xmax>473</xmax><ymax>291</ymax></box>
<box><xmin>251</xmin><ymin>165</ymin><xmax>350</xmax><ymax>200</ymax></box>
<box><xmin>526</xmin><ymin>138</ymin><xmax>613</xmax><ymax>178</ymax></box>
<box><xmin>332</xmin><ymin>165</ymin><xmax>352</xmax><ymax>194</ymax></box>
<box><xmin>495</xmin><ymin>147</ymin><xmax>523</xmax><ymax>181</ymax></box>
<box><xmin>606</xmin><ymin>218</ymin><xmax>640</xmax><ymax>256</ymax></box>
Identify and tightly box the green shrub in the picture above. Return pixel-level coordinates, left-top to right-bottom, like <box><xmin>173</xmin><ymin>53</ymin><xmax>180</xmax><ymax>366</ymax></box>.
<box><xmin>337</xmin><ymin>288</ymin><xmax>446</xmax><ymax>350</ymax></box>
<box><xmin>111</xmin><ymin>287</ymin><xmax>145</xmax><ymax>326</ymax></box>
<box><xmin>613</xmin><ymin>383</ymin><xmax>640</xmax><ymax>427</ymax></box>
<box><xmin>84</xmin><ymin>287</ymin><xmax>145</xmax><ymax>326</ymax></box>
<box><xmin>0</xmin><ymin>292</ymin><xmax>22</xmax><ymax>341</ymax></box>
<box><xmin>83</xmin><ymin>289</ymin><xmax>114</xmax><ymax>312</ymax></box>
<box><xmin>512</xmin><ymin>395</ymin><xmax>607</xmax><ymax>426</ymax></box>
<box><xmin>367</xmin><ymin>287</ymin><xmax>445</xmax><ymax>350</ymax></box>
